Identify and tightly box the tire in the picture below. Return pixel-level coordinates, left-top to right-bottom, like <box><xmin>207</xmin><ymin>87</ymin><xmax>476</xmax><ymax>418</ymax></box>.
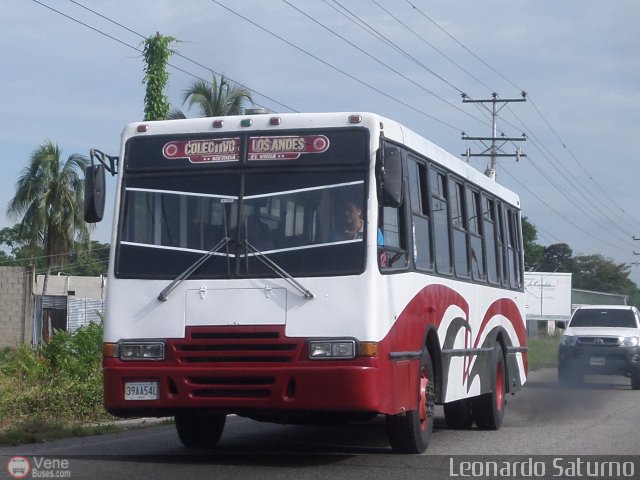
<box><xmin>386</xmin><ymin>348</ymin><xmax>435</xmax><ymax>453</ymax></box>
<box><xmin>175</xmin><ymin>412</ymin><xmax>226</xmax><ymax>448</ymax></box>
<box><xmin>444</xmin><ymin>398</ymin><xmax>474</xmax><ymax>429</ymax></box>
<box><xmin>472</xmin><ymin>343</ymin><xmax>506</xmax><ymax>430</ymax></box>
<box><xmin>631</xmin><ymin>372</ymin><xmax>640</xmax><ymax>390</ymax></box>
<box><xmin>558</xmin><ymin>363</ymin><xmax>571</xmax><ymax>384</ymax></box>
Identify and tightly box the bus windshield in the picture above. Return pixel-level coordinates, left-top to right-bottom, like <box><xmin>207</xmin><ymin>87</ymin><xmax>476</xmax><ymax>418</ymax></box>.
<box><xmin>116</xmin><ymin>170</ymin><xmax>367</xmax><ymax>279</ymax></box>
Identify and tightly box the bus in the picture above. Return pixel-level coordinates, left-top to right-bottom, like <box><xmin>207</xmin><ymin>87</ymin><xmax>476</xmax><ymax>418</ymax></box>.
<box><xmin>85</xmin><ymin>111</ymin><xmax>527</xmax><ymax>453</ymax></box>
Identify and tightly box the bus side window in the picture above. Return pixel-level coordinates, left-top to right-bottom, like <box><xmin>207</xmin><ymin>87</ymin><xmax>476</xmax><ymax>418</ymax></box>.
<box><xmin>497</xmin><ymin>203</ymin><xmax>510</xmax><ymax>288</ymax></box>
<box><xmin>379</xmin><ymin>205</ymin><xmax>408</xmax><ymax>269</ymax></box>
<box><xmin>450</xmin><ymin>179</ymin><xmax>469</xmax><ymax>278</ymax></box>
<box><xmin>482</xmin><ymin>195</ymin><xmax>499</xmax><ymax>284</ymax></box>
<box><xmin>430</xmin><ymin>168</ymin><xmax>451</xmax><ymax>274</ymax></box>
<box><xmin>407</xmin><ymin>157</ymin><xmax>432</xmax><ymax>271</ymax></box>
<box><xmin>467</xmin><ymin>188</ymin><xmax>485</xmax><ymax>281</ymax></box>
<box><xmin>506</xmin><ymin>208</ymin><xmax>522</xmax><ymax>290</ymax></box>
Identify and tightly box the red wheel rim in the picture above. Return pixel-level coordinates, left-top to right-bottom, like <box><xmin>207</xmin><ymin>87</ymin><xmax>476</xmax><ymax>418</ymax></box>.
<box><xmin>419</xmin><ymin>367</ymin><xmax>428</xmax><ymax>430</ymax></box>
<box><xmin>496</xmin><ymin>364</ymin><xmax>504</xmax><ymax>412</ymax></box>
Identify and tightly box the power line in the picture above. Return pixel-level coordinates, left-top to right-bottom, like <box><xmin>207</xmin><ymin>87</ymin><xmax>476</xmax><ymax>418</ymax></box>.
<box><xmin>33</xmin><ymin>0</ymin><xmax>295</xmax><ymax>113</ymax></box>
<box><xmin>404</xmin><ymin>0</ymin><xmax>640</xmax><ymax>249</ymax></box>
<box><xmin>405</xmin><ymin>0</ymin><xmax>524</xmax><ymax>93</ymax></box>
<box><xmin>527</xmin><ymin>95</ymin><xmax>640</xmax><ymax>229</ymax></box>
<box><xmin>209</xmin><ymin>0</ymin><xmax>461</xmax><ymax>131</ymax></box>
<box><xmin>504</xmin><ymin>107</ymin><xmax>639</xmax><ymax>241</ymax></box>
<box><xmin>499</xmin><ymin>167</ymin><xmax>624</xmax><ymax>251</ymax></box>
<box><xmin>282</xmin><ymin>0</ymin><xmax>487</xmax><ymax>126</ymax></box>
<box><xmin>367</xmin><ymin>0</ymin><xmax>494</xmax><ymax>92</ymax></box>
<box><xmin>30</xmin><ymin>1</ymin><xmax>640</xmax><ymax>264</ymax></box>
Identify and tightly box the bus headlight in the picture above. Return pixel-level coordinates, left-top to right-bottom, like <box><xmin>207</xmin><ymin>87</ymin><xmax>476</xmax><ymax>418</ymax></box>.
<box><xmin>119</xmin><ymin>341</ymin><xmax>165</xmax><ymax>361</ymax></box>
<box><xmin>309</xmin><ymin>340</ymin><xmax>356</xmax><ymax>359</ymax></box>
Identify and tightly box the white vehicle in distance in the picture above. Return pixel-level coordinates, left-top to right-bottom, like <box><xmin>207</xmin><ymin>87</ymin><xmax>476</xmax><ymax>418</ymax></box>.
<box><xmin>558</xmin><ymin>305</ymin><xmax>640</xmax><ymax>388</ymax></box>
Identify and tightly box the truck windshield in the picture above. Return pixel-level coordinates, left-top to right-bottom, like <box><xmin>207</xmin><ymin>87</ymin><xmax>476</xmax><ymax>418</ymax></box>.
<box><xmin>570</xmin><ymin>309</ymin><xmax>637</xmax><ymax>328</ymax></box>
<box><xmin>116</xmin><ymin>170</ymin><xmax>367</xmax><ymax>279</ymax></box>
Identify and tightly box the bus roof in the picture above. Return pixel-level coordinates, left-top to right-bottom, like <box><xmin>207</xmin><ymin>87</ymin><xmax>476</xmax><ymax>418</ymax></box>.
<box><xmin>123</xmin><ymin>111</ymin><xmax>521</xmax><ymax>208</ymax></box>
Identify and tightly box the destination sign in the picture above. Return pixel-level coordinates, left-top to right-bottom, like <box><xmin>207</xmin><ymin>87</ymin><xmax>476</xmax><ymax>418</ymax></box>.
<box><xmin>163</xmin><ymin>137</ymin><xmax>241</xmax><ymax>163</ymax></box>
<box><xmin>248</xmin><ymin>135</ymin><xmax>330</xmax><ymax>160</ymax></box>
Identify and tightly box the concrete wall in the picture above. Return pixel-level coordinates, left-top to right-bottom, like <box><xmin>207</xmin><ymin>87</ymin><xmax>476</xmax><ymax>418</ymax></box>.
<box><xmin>0</xmin><ymin>266</ymin><xmax>34</xmax><ymax>349</ymax></box>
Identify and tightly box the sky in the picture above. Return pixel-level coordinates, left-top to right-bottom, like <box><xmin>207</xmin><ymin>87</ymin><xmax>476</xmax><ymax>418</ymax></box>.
<box><xmin>1</xmin><ymin>0</ymin><xmax>639</xmax><ymax>281</ymax></box>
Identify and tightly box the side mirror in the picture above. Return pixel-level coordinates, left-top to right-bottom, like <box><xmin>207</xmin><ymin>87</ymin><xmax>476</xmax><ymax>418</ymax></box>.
<box><xmin>556</xmin><ymin>321</ymin><xmax>567</xmax><ymax>330</ymax></box>
<box><xmin>84</xmin><ymin>164</ymin><xmax>106</xmax><ymax>223</ymax></box>
<box><xmin>377</xmin><ymin>144</ymin><xmax>403</xmax><ymax>207</ymax></box>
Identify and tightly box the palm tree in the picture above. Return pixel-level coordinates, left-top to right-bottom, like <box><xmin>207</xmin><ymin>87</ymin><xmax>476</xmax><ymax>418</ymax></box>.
<box><xmin>169</xmin><ymin>73</ymin><xmax>253</xmax><ymax>119</ymax></box>
<box><xmin>7</xmin><ymin>140</ymin><xmax>89</xmax><ymax>293</ymax></box>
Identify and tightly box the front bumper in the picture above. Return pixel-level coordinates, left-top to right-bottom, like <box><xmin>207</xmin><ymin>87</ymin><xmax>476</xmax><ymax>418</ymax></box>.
<box><xmin>558</xmin><ymin>344</ymin><xmax>640</xmax><ymax>376</ymax></box>
<box><xmin>103</xmin><ymin>325</ymin><xmax>416</xmax><ymax>418</ymax></box>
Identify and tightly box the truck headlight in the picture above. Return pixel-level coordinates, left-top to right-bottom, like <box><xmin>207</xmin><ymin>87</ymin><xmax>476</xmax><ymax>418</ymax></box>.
<box><xmin>309</xmin><ymin>340</ymin><xmax>356</xmax><ymax>359</ymax></box>
<box><xmin>622</xmin><ymin>336</ymin><xmax>639</xmax><ymax>347</ymax></box>
<box><xmin>119</xmin><ymin>341</ymin><xmax>165</xmax><ymax>361</ymax></box>
<box><xmin>560</xmin><ymin>335</ymin><xmax>577</xmax><ymax>346</ymax></box>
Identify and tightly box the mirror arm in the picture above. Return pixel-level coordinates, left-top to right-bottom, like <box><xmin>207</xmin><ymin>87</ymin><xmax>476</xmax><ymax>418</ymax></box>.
<box><xmin>90</xmin><ymin>148</ymin><xmax>119</xmax><ymax>175</ymax></box>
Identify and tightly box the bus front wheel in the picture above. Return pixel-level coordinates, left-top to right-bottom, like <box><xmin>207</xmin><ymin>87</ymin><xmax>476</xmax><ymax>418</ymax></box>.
<box><xmin>386</xmin><ymin>348</ymin><xmax>435</xmax><ymax>453</ymax></box>
<box><xmin>175</xmin><ymin>412</ymin><xmax>226</xmax><ymax>448</ymax></box>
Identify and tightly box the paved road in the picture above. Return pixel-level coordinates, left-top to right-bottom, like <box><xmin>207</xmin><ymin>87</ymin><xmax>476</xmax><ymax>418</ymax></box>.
<box><xmin>1</xmin><ymin>368</ymin><xmax>639</xmax><ymax>479</ymax></box>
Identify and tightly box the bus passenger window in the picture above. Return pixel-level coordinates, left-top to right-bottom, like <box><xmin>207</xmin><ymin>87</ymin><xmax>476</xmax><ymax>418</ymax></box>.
<box><xmin>431</xmin><ymin>169</ymin><xmax>451</xmax><ymax>274</ymax></box>
<box><xmin>407</xmin><ymin>159</ymin><xmax>432</xmax><ymax>270</ymax></box>
<box><xmin>450</xmin><ymin>180</ymin><xmax>469</xmax><ymax>278</ymax></box>
<box><xmin>482</xmin><ymin>195</ymin><xmax>499</xmax><ymax>284</ymax></box>
<box><xmin>498</xmin><ymin>205</ymin><xmax>510</xmax><ymax>287</ymax></box>
<box><xmin>379</xmin><ymin>206</ymin><xmax>407</xmax><ymax>269</ymax></box>
<box><xmin>467</xmin><ymin>189</ymin><xmax>485</xmax><ymax>281</ymax></box>
<box><xmin>505</xmin><ymin>208</ymin><xmax>520</xmax><ymax>289</ymax></box>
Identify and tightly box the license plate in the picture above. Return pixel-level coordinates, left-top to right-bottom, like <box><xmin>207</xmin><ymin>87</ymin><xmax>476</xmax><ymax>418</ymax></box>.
<box><xmin>590</xmin><ymin>357</ymin><xmax>606</xmax><ymax>366</ymax></box>
<box><xmin>124</xmin><ymin>381</ymin><xmax>159</xmax><ymax>400</ymax></box>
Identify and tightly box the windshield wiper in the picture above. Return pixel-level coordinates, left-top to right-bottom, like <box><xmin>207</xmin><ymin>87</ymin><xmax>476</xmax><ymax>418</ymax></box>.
<box><xmin>157</xmin><ymin>237</ymin><xmax>230</xmax><ymax>302</ymax></box>
<box><xmin>244</xmin><ymin>240</ymin><xmax>315</xmax><ymax>300</ymax></box>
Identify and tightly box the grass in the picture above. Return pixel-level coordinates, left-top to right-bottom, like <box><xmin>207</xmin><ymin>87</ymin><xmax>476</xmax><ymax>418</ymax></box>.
<box><xmin>0</xmin><ymin>418</ymin><xmax>123</xmax><ymax>446</ymax></box>
<box><xmin>527</xmin><ymin>334</ymin><xmax>561</xmax><ymax>371</ymax></box>
<box><xmin>0</xmin><ymin>322</ymin><xmax>114</xmax><ymax>446</ymax></box>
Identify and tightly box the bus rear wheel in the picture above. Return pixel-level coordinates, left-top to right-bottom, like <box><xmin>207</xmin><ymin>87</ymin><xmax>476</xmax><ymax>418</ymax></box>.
<box><xmin>386</xmin><ymin>348</ymin><xmax>435</xmax><ymax>453</ymax></box>
<box><xmin>175</xmin><ymin>412</ymin><xmax>226</xmax><ymax>448</ymax></box>
<box><xmin>472</xmin><ymin>343</ymin><xmax>506</xmax><ymax>430</ymax></box>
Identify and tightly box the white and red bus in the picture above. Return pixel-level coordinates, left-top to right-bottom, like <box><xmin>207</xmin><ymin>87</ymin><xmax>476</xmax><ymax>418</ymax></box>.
<box><xmin>85</xmin><ymin>111</ymin><xmax>527</xmax><ymax>453</ymax></box>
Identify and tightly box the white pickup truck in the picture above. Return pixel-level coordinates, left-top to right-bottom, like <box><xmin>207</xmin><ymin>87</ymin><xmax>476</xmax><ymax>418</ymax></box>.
<box><xmin>558</xmin><ymin>305</ymin><xmax>640</xmax><ymax>389</ymax></box>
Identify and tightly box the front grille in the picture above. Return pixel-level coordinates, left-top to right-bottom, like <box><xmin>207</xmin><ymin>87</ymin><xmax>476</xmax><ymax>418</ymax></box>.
<box><xmin>169</xmin><ymin>326</ymin><xmax>301</xmax><ymax>365</ymax></box>
<box><xmin>186</xmin><ymin>376</ymin><xmax>276</xmax><ymax>398</ymax></box>
<box><xmin>577</xmin><ymin>337</ymin><xmax>620</xmax><ymax>346</ymax></box>
<box><xmin>167</xmin><ymin>326</ymin><xmax>303</xmax><ymax>401</ymax></box>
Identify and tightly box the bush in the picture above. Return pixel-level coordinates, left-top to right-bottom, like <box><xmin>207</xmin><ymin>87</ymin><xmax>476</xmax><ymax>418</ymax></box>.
<box><xmin>0</xmin><ymin>321</ymin><xmax>108</xmax><ymax>428</ymax></box>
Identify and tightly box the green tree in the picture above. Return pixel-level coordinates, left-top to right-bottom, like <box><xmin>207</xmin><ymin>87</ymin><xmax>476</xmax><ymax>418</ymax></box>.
<box><xmin>142</xmin><ymin>32</ymin><xmax>178</xmax><ymax>121</ymax></box>
<box><xmin>540</xmin><ymin>243</ymin><xmax>573</xmax><ymax>272</ymax></box>
<box><xmin>571</xmin><ymin>254</ymin><xmax>634</xmax><ymax>292</ymax></box>
<box><xmin>7</xmin><ymin>141</ymin><xmax>89</xmax><ymax>292</ymax></box>
<box><xmin>522</xmin><ymin>217</ymin><xmax>543</xmax><ymax>271</ymax></box>
<box><xmin>169</xmin><ymin>74</ymin><xmax>253</xmax><ymax>119</ymax></box>
<box><xmin>0</xmin><ymin>225</ymin><xmax>28</xmax><ymax>256</ymax></box>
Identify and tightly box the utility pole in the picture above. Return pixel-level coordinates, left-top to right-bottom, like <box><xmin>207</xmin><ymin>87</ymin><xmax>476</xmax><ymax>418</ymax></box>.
<box><xmin>461</xmin><ymin>92</ymin><xmax>527</xmax><ymax>180</ymax></box>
